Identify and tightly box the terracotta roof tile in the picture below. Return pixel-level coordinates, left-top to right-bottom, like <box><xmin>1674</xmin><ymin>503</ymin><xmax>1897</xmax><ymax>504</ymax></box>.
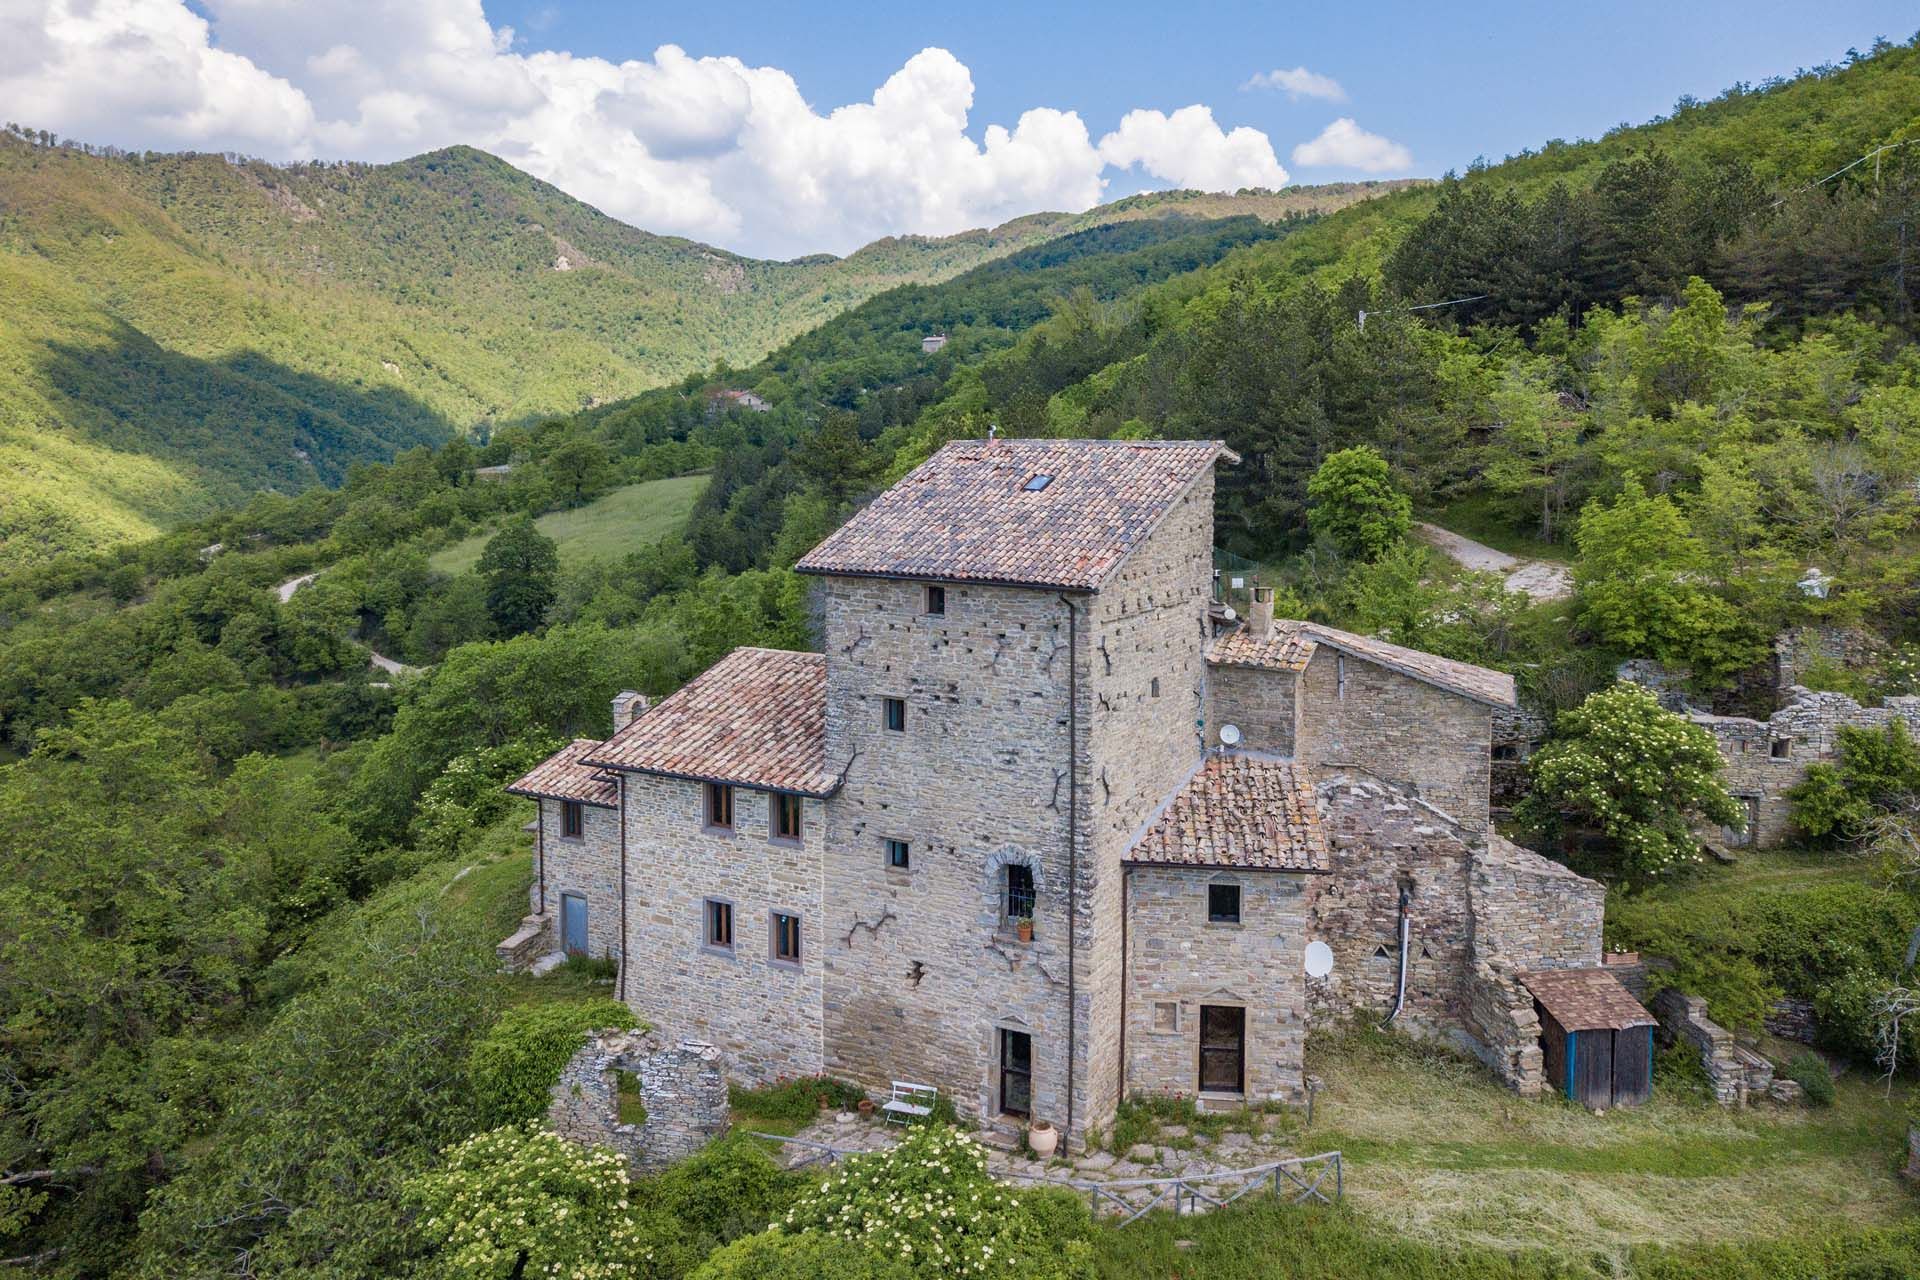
<box><xmin>506</xmin><ymin>738</ymin><xmax>620</xmax><ymax>808</ymax></box>
<box><xmin>1127</xmin><ymin>755</ymin><xmax>1330</xmax><ymax>872</ymax></box>
<box><xmin>795</xmin><ymin>438</ymin><xmax>1234</xmax><ymax>591</ymax></box>
<box><xmin>583</xmin><ymin>648</ymin><xmax>838</xmax><ymax>796</ymax></box>
<box><xmin>1520</xmin><ymin>968</ymin><xmax>1657</xmax><ymax>1032</ymax></box>
<box><xmin>1207</xmin><ymin>619</ymin><xmax>1516</xmax><ymax>708</ymax></box>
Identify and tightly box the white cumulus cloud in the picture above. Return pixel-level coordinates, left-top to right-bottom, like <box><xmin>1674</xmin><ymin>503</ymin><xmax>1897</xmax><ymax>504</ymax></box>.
<box><xmin>1289</xmin><ymin>118</ymin><xmax>1413</xmax><ymax>173</ymax></box>
<box><xmin>1242</xmin><ymin>66</ymin><xmax>1346</xmax><ymax>103</ymax></box>
<box><xmin>1097</xmin><ymin>105</ymin><xmax>1288</xmax><ymax>192</ymax></box>
<box><xmin>0</xmin><ymin>0</ymin><xmax>1293</xmax><ymax>258</ymax></box>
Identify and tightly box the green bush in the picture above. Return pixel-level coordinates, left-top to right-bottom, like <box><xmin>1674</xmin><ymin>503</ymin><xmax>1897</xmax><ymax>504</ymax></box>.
<box><xmin>1780</xmin><ymin>1051</ymin><xmax>1836</xmax><ymax>1107</ymax></box>
<box><xmin>651</xmin><ymin>1135</ymin><xmax>799</xmax><ymax>1248</ymax></box>
<box><xmin>727</xmin><ymin>1075</ymin><xmax>867</xmax><ymax>1126</ymax></box>
<box><xmin>691</xmin><ymin>1229</ymin><xmax>913</xmax><ymax>1280</ymax></box>
<box><xmin>1790</xmin><ymin>722</ymin><xmax>1920</xmax><ymax>842</ymax></box>
<box><xmin>466</xmin><ymin>998</ymin><xmax>639</xmax><ymax>1127</ymax></box>
<box><xmin>779</xmin><ymin>1124</ymin><xmax>1095</xmax><ymax>1279</ymax></box>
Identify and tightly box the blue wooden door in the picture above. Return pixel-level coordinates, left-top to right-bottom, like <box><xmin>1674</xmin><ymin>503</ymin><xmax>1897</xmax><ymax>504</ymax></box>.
<box><xmin>560</xmin><ymin>893</ymin><xmax>588</xmax><ymax>956</ymax></box>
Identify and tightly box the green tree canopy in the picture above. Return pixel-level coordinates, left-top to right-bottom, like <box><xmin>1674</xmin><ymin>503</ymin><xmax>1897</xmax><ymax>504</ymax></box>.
<box><xmin>1306</xmin><ymin>445</ymin><xmax>1413</xmax><ymax>560</ymax></box>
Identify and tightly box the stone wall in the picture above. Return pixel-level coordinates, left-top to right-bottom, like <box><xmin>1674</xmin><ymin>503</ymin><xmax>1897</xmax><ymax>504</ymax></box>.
<box><xmin>548</xmin><ymin>1028</ymin><xmax>730</xmax><ymax>1174</ymax></box>
<box><xmin>1295</xmin><ymin>648</ymin><xmax>1493</xmax><ymax>832</ymax></box>
<box><xmin>1123</xmin><ymin>865</ymin><xmax>1311</xmax><ymax>1103</ymax></box>
<box><xmin>1693</xmin><ymin>689</ymin><xmax>1920</xmax><ymax>848</ymax></box>
<box><xmin>1652</xmin><ymin>989</ymin><xmax>1773</xmax><ymax>1107</ymax></box>
<box><xmin>1775</xmin><ymin>625</ymin><xmax>1887</xmax><ymax>699</ymax></box>
<box><xmin>496</xmin><ymin>912</ymin><xmax>553</xmax><ymax>971</ymax></box>
<box><xmin>1766</xmin><ymin>997</ymin><xmax>1818</xmax><ymax>1044</ymax></box>
<box><xmin>620</xmin><ymin>774</ymin><xmax>825</xmax><ymax>1083</ymax></box>
<box><xmin>1206</xmin><ymin>664</ymin><xmax>1295</xmax><ymax>756</ymax></box>
<box><xmin>541</xmin><ymin>796</ymin><xmax>625</xmax><ymax>960</ymax></box>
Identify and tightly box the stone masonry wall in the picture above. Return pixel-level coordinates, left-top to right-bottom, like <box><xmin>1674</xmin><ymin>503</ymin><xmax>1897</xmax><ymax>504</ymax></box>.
<box><xmin>1306</xmin><ymin>772</ymin><xmax>1476</xmax><ymax>1037</ymax></box>
<box><xmin>1206</xmin><ymin>664</ymin><xmax>1295</xmax><ymax>756</ymax></box>
<box><xmin>1082</xmin><ymin>473</ymin><xmax>1218</xmax><ymax>1137</ymax></box>
<box><xmin>541</xmin><ymin>797</ymin><xmax>624</xmax><ymax>960</ymax></box>
<box><xmin>819</xmin><ymin>574</ymin><xmax>1080</xmax><ymax>1138</ymax></box>
<box><xmin>1694</xmin><ymin>689</ymin><xmax>1920</xmax><ymax>848</ymax></box>
<box><xmin>548</xmin><ymin>1028</ymin><xmax>730</xmax><ymax>1174</ymax></box>
<box><xmin>1775</xmin><ymin>625</ymin><xmax>1888</xmax><ymax>699</ymax></box>
<box><xmin>620</xmin><ymin>774</ymin><xmax>824</xmax><ymax>1083</ymax></box>
<box><xmin>1124</xmin><ymin>866</ymin><xmax>1311</xmax><ymax>1103</ymax></box>
<box><xmin>1295</xmin><ymin>648</ymin><xmax>1493</xmax><ymax>832</ymax></box>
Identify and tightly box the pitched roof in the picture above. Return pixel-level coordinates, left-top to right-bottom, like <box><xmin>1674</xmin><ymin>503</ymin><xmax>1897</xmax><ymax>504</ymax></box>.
<box><xmin>1126</xmin><ymin>755</ymin><xmax>1331</xmax><ymax>873</ymax></box>
<box><xmin>1520</xmin><ymin>968</ymin><xmax>1657</xmax><ymax>1032</ymax></box>
<box><xmin>506</xmin><ymin>738</ymin><xmax>620</xmax><ymax>808</ymax></box>
<box><xmin>795</xmin><ymin>438</ymin><xmax>1235</xmax><ymax>591</ymax></box>
<box><xmin>582</xmin><ymin>648</ymin><xmax>838</xmax><ymax>796</ymax></box>
<box><xmin>1207</xmin><ymin>619</ymin><xmax>1516</xmax><ymax>708</ymax></box>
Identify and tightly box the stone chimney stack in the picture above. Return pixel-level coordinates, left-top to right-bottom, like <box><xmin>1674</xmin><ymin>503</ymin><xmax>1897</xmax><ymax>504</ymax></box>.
<box><xmin>611</xmin><ymin>690</ymin><xmax>649</xmax><ymax>729</ymax></box>
<box><xmin>1249</xmin><ymin>586</ymin><xmax>1275</xmax><ymax>640</ymax></box>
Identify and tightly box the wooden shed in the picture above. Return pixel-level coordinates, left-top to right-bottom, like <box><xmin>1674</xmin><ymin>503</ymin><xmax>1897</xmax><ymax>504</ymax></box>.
<box><xmin>1521</xmin><ymin>968</ymin><xmax>1658</xmax><ymax>1109</ymax></box>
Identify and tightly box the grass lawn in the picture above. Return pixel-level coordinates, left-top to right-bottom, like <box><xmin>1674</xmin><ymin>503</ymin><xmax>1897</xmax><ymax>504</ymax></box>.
<box><xmin>1422</xmin><ymin>492</ymin><xmax>1566</xmax><ymax>562</ymax></box>
<box><xmin>428</xmin><ymin>473</ymin><xmax>708</xmax><ymax>575</ymax></box>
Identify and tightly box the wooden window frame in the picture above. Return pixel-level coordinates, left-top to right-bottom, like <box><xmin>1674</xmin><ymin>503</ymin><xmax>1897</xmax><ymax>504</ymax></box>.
<box><xmin>998</xmin><ymin>1027</ymin><xmax>1033</xmax><ymax>1117</ymax></box>
<box><xmin>704</xmin><ymin>781</ymin><xmax>735</xmax><ymax>833</ymax></box>
<box><xmin>885</xmin><ymin>838</ymin><xmax>911</xmax><ymax>870</ymax></box>
<box><xmin>1207</xmin><ymin>882</ymin><xmax>1242</xmax><ymax>925</ymax></box>
<box><xmin>882</xmin><ymin>696</ymin><xmax>907</xmax><ymax>733</ymax></box>
<box><xmin>771</xmin><ymin>792</ymin><xmax>804</xmax><ymax>844</ymax></box>
<box><xmin>925</xmin><ymin>584</ymin><xmax>946</xmax><ymax>616</ymax></box>
<box><xmin>770</xmin><ymin>910</ymin><xmax>802</xmax><ymax>967</ymax></box>
<box><xmin>560</xmin><ymin>799</ymin><xmax>585</xmax><ymax>838</ymax></box>
<box><xmin>702</xmin><ymin>897</ymin><xmax>735</xmax><ymax>953</ymax></box>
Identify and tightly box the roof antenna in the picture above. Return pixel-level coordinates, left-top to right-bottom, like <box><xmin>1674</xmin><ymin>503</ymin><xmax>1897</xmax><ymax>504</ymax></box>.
<box><xmin>987</xmin><ymin>423</ymin><xmax>998</xmax><ymax>442</ymax></box>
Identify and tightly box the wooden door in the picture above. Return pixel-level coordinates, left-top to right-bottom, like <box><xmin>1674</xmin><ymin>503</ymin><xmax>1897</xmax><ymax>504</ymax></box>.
<box><xmin>1612</xmin><ymin>1026</ymin><xmax>1652</xmax><ymax>1106</ymax></box>
<box><xmin>1573</xmin><ymin>1026</ymin><xmax>1614</xmax><ymax>1109</ymax></box>
<box><xmin>998</xmin><ymin>1029</ymin><xmax>1032</xmax><ymax>1117</ymax></box>
<box><xmin>560</xmin><ymin>892</ymin><xmax>588</xmax><ymax>956</ymax></box>
<box><xmin>1198</xmin><ymin>1005</ymin><xmax>1245</xmax><ymax>1094</ymax></box>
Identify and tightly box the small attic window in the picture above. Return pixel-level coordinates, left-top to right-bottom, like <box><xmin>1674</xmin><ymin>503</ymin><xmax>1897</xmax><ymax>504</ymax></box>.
<box><xmin>1023</xmin><ymin>474</ymin><xmax>1053</xmax><ymax>492</ymax></box>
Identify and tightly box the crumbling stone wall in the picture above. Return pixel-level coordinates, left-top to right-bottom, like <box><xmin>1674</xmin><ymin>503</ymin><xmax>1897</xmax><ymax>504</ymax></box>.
<box><xmin>1652</xmin><ymin>989</ymin><xmax>1772</xmax><ymax>1107</ymax></box>
<box><xmin>548</xmin><ymin>1029</ymin><xmax>730</xmax><ymax>1173</ymax></box>
<box><xmin>1123</xmin><ymin>865</ymin><xmax>1311</xmax><ymax>1103</ymax></box>
<box><xmin>1775</xmin><ymin>625</ymin><xmax>1887</xmax><ymax>699</ymax></box>
<box><xmin>1692</xmin><ymin>689</ymin><xmax>1920</xmax><ymax>848</ymax></box>
<box><xmin>1296</xmin><ymin>649</ymin><xmax>1494</xmax><ymax>832</ymax></box>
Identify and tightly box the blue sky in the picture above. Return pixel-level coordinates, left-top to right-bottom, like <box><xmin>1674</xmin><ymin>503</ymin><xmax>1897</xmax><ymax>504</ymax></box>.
<box><xmin>481</xmin><ymin>0</ymin><xmax>1913</xmax><ymax>191</ymax></box>
<box><xmin>11</xmin><ymin>1</ymin><xmax>1916</xmax><ymax>256</ymax></box>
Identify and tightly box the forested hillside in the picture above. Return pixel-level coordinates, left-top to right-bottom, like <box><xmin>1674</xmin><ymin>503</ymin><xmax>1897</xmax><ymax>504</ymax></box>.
<box><xmin>0</xmin><ymin>127</ymin><xmax>1410</xmax><ymax>567</ymax></box>
<box><xmin>5</xmin><ymin>34</ymin><xmax>1920</xmax><ymax>1280</ymax></box>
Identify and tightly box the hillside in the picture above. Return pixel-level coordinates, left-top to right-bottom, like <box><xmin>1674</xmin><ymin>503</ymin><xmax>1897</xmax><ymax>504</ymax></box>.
<box><xmin>0</xmin><ymin>129</ymin><xmax>1413</xmax><ymax>567</ymax></box>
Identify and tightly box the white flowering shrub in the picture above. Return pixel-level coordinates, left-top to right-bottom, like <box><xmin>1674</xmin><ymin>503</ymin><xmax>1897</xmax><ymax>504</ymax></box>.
<box><xmin>1518</xmin><ymin>682</ymin><xmax>1740</xmax><ymax>883</ymax></box>
<box><xmin>406</xmin><ymin>1125</ymin><xmax>692</xmax><ymax>1279</ymax></box>
<box><xmin>777</xmin><ymin>1125</ymin><xmax>1095</xmax><ymax>1280</ymax></box>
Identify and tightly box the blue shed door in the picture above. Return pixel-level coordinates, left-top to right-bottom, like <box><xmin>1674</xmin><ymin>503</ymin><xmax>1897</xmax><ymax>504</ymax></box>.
<box><xmin>560</xmin><ymin>893</ymin><xmax>588</xmax><ymax>956</ymax></box>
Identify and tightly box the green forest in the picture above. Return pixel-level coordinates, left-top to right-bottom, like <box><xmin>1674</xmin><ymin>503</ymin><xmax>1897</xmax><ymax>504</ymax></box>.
<box><xmin>3</xmin><ymin>32</ymin><xmax>1920</xmax><ymax>1280</ymax></box>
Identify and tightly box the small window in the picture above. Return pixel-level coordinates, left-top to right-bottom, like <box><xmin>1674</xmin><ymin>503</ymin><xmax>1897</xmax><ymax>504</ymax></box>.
<box><xmin>771</xmin><ymin>792</ymin><xmax>803</xmax><ymax>843</ymax></box>
<box><xmin>925</xmin><ymin>584</ymin><xmax>946</xmax><ymax>616</ymax></box>
<box><xmin>771</xmin><ymin>911</ymin><xmax>802</xmax><ymax>965</ymax></box>
<box><xmin>882</xmin><ymin>697</ymin><xmax>907</xmax><ymax>732</ymax></box>
<box><xmin>1771</xmin><ymin>738</ymin><xmax>1792</xmax><ymax>760</ymax></box>
<box><xmin>704</xmin><ymin>782</ymin><xmax>734</xmax><ymax>832</ymax></box>
<box><xmin>1491</xmin><ymin>743</ymin><xmax>1520</xmax><ymax>762</ymax></box>
<box><xmin>560</xmin><ymin>799</ymin><xmax>585</xmax><ymax>838</ymax></box>
<box><xmin>1022</xmin><ymin>474</ymin><xmax>1052</xmax><ymax>492</ymax></box>
<box><xmin>704</xmin><ymin>898</ymin><xmax>734</xmax><ymax>950</ymax></box>
<box><xmin>999</xmin><ymin>1028</ymin><xmax>1032</xmax><ymax>1116</ymax></box>
<box><xmin>885</xmin><ymin>838</ymin><xmax>911</xmax><ymax>870</ymax></box>
<box><xmin>1336</xmin><ymin>654</ymin><xmax>1348</xmax><ymax>700</ymax></box>
<box><xmin>1150</xmin><ymin>677</ymin><xmax>1160</xmax><ymax>698</ymax></box>
<box><xmin>1005</xmin><ymin>863</ymin><xmax>1036</xmax><ymax>925</ymax></box>
<box><xmin>1208</xmin><ymin>883</ymin><xmax>1241</xmax><ymax>924</ymax></box>
<box><xmin>1152</xmin><ymin>1001</ymin><xmax>1180</xmax><ymax>1033</ymax></box>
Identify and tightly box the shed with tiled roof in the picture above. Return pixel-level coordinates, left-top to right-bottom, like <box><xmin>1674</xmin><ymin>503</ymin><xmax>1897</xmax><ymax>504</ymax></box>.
<box><xmin>795</xmin><ymin>437</ymin><xmax>1236</xmax><ymax>591</ymax></box>
<box><xmin>583</xmin><ymin>647</ymin><xmax>840</xmax><ymax>797</ymax></box>
<box><xmin>1521</xmin><ymin>967</ymin><xmax>1656</xmax><ymax>1109</ymax></box>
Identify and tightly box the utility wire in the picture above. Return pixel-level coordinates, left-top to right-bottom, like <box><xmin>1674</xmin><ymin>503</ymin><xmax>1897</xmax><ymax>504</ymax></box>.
<box><xmin>1770</xmin><ymin>137</ymin><xmax>1919</xmax><ymax>208</ymax></box>
<box><xmin>1357</xmin><ymin>294</ymin><xmax>1488</xmax><ymax>329</ymax></box>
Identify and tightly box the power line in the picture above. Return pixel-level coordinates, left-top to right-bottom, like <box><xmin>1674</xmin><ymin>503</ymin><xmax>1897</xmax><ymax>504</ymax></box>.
<box><xmin>1770</xmin><ymin>137</ymin><xmax>1919</xmax><ymax>208</ymax></box>
<box><xmin>1357</xmin><ymin>295</ymin><xmax>1488</xmax><ymax>330</ymax></box>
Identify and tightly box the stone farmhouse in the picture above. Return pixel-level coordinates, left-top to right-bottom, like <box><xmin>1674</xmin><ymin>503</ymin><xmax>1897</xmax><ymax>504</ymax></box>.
<box><xmin>503</xmin><ymin>438</ymin><xmax>1641</xmax><ymax>1149</ymax></box>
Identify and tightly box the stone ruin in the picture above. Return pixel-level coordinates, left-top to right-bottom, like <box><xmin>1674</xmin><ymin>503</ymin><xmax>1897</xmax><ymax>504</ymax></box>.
<box><xmin>548</xmin><ymin>1028</ymin><xmax>731</xmax><ymax>1174</ymax></box>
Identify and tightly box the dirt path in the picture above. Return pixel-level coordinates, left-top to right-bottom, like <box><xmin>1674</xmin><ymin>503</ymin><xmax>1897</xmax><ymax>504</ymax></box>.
<box><xmin>1414</xmin><ymin>522</ymin><xmax>1572</xmax><ymax>602</ymax></box>
<box><xmin>368</xmin><ymin>650</ymin><xmax>421</xmax><ymax>678</ymax></box>
<box><xmin>275</xmin><ymin>571</ymin><xmax>319</xmax><ymax>603</ymax></box>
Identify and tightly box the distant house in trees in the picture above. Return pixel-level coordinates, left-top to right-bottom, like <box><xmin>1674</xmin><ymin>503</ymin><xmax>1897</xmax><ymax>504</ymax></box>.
<box><xmin>714</xmin><ymin>389</ymin><xmax>771</xmax><ymax>413</ymax></box>
<box><xmin>921</xmin><ymin>333</ymin><xmax>949</xmax><ymax>354</ymax></box>
<box><xmin>473</xmin><ymin>464</ymin><xmax>514</xmax><ymax>481</ymax></box>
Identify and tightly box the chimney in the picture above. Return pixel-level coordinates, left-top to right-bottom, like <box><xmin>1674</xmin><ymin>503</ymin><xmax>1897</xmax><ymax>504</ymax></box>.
<box><xmin>1249</xmin><ymin>586</ymin><xmax>1274</xmax><ymax>640</ymax></box>
<box><xmin>610</xmin><ymin>690</ymin><xmax>649</xmax><ymax>729</ymax></box>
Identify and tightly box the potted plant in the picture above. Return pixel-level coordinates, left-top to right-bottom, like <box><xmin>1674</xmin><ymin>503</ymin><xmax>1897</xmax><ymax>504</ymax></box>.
<box><xmin>1014</xmin><ymin>916</ymin><xmax>1034</xmax><ymax>943</ymax></box>
<box><xmin>1028</xmin><ymin>1118</ymin><xmax>1058</xmax><ymax>1158</ymax></box>
<box><xmin>857</xmin><ymin>1097</ymin><xmax>875</xmax><ymax>1118</ymax></box>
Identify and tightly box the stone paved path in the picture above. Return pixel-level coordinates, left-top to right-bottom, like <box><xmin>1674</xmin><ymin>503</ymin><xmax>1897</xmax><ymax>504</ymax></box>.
<box><xmin>1414</xmin><ymin>522</ymin><xmax>1572</xmax><ymax>602</ymax></box>
<box><xmin>770</xmin><ymin>1112</ymin><xmax>1301</xmax><ymax>1215</ymax></box>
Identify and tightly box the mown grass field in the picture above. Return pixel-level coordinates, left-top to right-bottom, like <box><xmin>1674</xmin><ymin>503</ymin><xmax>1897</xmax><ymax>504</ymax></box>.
<box><xmin>428</xmin><ymin>474</ymin><xmax>708</xmax><ymax>575</ymax></box>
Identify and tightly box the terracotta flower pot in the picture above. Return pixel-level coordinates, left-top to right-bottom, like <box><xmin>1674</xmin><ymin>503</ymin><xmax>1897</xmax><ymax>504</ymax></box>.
<box><xmin>857</xmin><ymin>1098</ymin><xmax>875</xmax><ymax>1117</ymax></box>
<box><xmin>1028</xmin><ymin>1119</ymin><xmax>1058</xmax><ymax>1158</ymax></box>
<box><xmin>1016</xmin><ymin>920</ymin><xmax>1034</xmax><ymax>943</ymax></box>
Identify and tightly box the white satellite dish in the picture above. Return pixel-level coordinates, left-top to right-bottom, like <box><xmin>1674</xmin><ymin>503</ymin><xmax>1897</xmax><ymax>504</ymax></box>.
<box><xmin>1218</xmin><ymin>723</ymin><xmax>1243</xmax><ymax>748</ymax></box>
<box><xmin>1304</xmin><ymin>940</ymin><xmax>1334</xmax><ymax>978</ymax></box>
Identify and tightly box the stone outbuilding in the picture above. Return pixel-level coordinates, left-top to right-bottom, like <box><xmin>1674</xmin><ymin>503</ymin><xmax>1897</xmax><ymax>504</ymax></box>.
<box><xmin>502</xmin><ymin>438</ymin><xmax>1634</xmax><ymax>1148</ymax></box>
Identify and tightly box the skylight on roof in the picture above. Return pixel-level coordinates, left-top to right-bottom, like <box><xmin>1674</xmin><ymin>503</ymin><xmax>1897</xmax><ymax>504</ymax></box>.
<box><xmin>1023</xmin><ymin>474</ymin><xmax>1053</xmax><ymax>492</ymax></box>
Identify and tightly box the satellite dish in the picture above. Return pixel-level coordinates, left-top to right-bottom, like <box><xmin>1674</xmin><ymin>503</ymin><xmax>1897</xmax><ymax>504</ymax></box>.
<box><xmin>1220</xmin><ymin>606</ymin><xmax>1238</xmax><ymax>621</ymax></box>
<box><xmin>1218</xmin><ymin>723</ymin><xmax>1243</xmax><ymax>748</ymax></box>
<box><xmin>1305</xmin><ymin>941</ymin><xmax>1334</xmax><ymax>979</ymax></box>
